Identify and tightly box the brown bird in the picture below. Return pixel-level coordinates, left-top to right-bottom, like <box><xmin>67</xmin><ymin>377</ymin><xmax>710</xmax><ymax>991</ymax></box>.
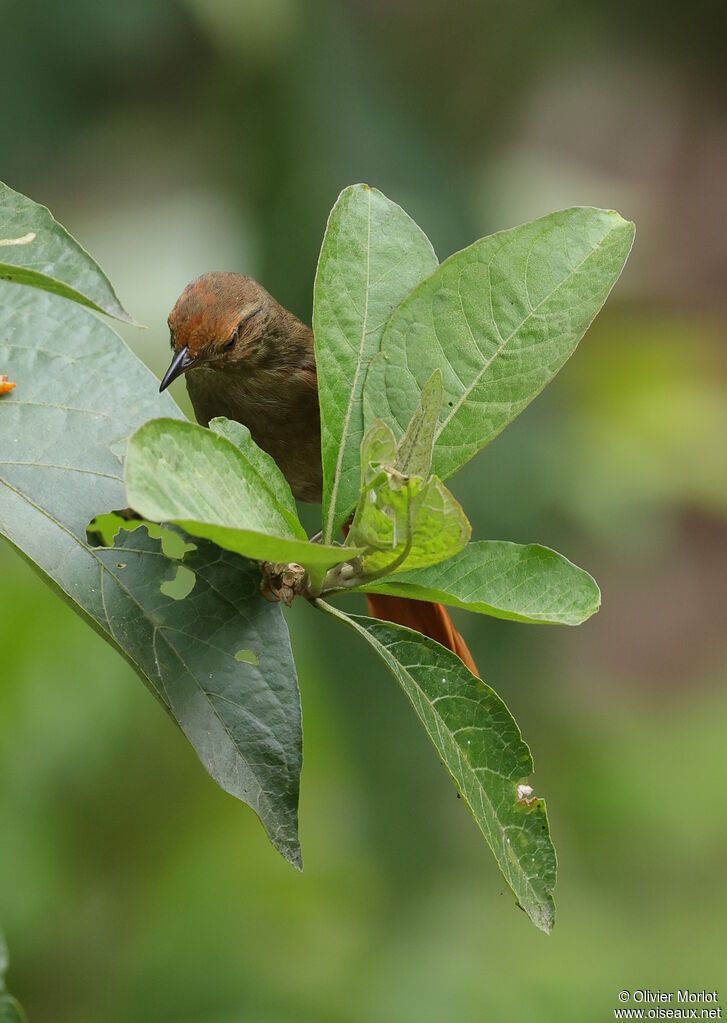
<box><xmin>162</xmin><ymin>271</ymin><xmax>477</xmax><ymax>674</ymax></box>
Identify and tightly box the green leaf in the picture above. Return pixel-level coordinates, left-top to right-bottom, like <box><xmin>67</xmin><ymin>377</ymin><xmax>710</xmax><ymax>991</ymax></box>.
<box><xmin>0</xmin><ymin>180</ymin><xmax>133</xmax><ymax>322</ymax></box>
<box><xmin>314</xmin><ymin>183</ymin><xmax>438</xmax><ymax>542</ymax></box>
<box><xmin>0</xmin><ymin>282</ymin><xmax>302</xmax><ymax>866</ymax></box>
<box><xmin>346</xmin><ymin>421</ymin><xmax>470</xmax><ymax>577</ymax></box>
<box><xmin>136</xmin><ymin>416</ymin><xmax>306</xmax><ymax>538</ymax></box>
<box><xmin>208</xmin><ymin>416</ymin><xmax>305</xmax><ymax>528</ymax></box>
<box><xmin>395</xmin><ymin>369</ymin><xmax>442</xmax><ymax>478</ymax></box>
<box><xmin>0</xmin><ymin>929</ymin><xmax>28</xmax><ymax>1023</ymax></box>
<box><xmin>364</xmin><ymin>207</ymin><xmax>635</xmax><ymax>481</ymax></box>
<box><xmin>355</xmin><ymin>472</ymin><xmax>470</xmax><ymax>576</ymax></box>
<box><xmin>125</xmin><ymin>418</ymin><xmax>360</xmax><ymax>592</ymax></box>
<box><xmin>359</xmin><ymin>540</ymin><xmax>601</xmax><ymax>625</ymax></box>
<box><xmin>358</xmin><ymin>418</ymin><xmax>399</xmax><ymax>479</ymax></box>
<box><xmin>317</xmin><ymin>604</ymin><xmax>557</xmax><ymax>933</ymax></box>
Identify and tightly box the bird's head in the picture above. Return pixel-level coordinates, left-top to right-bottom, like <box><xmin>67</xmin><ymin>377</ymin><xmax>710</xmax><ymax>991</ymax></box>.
<box><xmin>160</xmin><ymin>272</ymin><xmax>277</xmax><ymax>392</ymax></box>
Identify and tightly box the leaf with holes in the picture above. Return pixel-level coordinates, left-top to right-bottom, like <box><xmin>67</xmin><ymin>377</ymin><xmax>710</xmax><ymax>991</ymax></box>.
<box><xmin>313</xmin><ymin>183</ymin><xmax>438</xmax><ymax>541</ymax></box>
<box><xmin>318</xmin><ymin>604</ymin><xmax>557</xmax><ymax>933</ymax></box>
<box><xmin>0</xmin><ymin>281</ymin><xmax>303</xmax><ymax>866</ymax></box>
<box><xmin>124</xmin><ymin>418</ymin><xmax>362</xmax><ymax>593</ymax></box>
<box><xmin>0</xmin><ymin>182</ymin><xmax>634</xmax><ymax>935</ymax></box>
<box><xmin>364</xmin><ymin>207</ymin><xmax>634</xmax><ymax>481</ymax></box>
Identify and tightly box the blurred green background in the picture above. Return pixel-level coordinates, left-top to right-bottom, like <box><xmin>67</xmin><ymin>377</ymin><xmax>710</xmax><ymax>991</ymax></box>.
<box><xmin>1</xmin><ymin>1</ymin><xmax>726</xmax><ymax>1020</ymax></box>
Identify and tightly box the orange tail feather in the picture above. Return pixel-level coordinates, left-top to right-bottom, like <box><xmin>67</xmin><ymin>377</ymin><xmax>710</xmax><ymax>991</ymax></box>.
<box><xmin>364</xmin><ymin>593</ymin><xmax>478</xmax><ymax>676</ymax></box>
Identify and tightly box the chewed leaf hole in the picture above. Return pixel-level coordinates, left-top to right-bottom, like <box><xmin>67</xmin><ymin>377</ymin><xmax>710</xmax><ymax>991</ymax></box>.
<box><xmin>155</xmin><ymin>526</ymin><xmax>196</xmax><ymax>561</ymax></box>
<box><xmin>234</xmin><ymin>648</ymin><xmax>259</xmax><ymax>666</ymax></box>
<box><xmin>86</xmin><ymin>512</ymin><xmax>196</xmax><ymax>559</ymax></box>
<box><xmin>516</xmin><ymin>783</ymin><xmax>538</xmax><ymax>809</ymax></box>
<box><xmin>160</xmin><ymin>564</ymin><xmax>196</xmax><ymax>600</ymax></box>
<box><xmin>87</xmin><ymin>513</ymin><xmax>199</xmax><ymax>602</ymax></box>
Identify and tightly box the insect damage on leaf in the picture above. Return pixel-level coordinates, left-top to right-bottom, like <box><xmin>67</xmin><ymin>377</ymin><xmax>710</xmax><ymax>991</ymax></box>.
<box><xmin>0</xmin><ymin>179</ymin><xmax>633</xmax><ymax>928</ymax></box>
<box><xmin>0</xmin><ymin>231</ymin><xmax>36</xmax><ymax>246</ymax></box>
<box><xmin>87</xmin><ymin>512</ymin><xmax>198</xmax><ymax>598</ymax></box>
<box><xmin>235</xmin><ymin>648</ymin><xmax>260</xmax><ymax>665</ymax></box>
<box><xmin>516</xmin><ymin>784</ymin><xmax>541</xmax><ymax>809</ymax></box>
<box><xmin>160</xmin><ymin>563</ymin><xmax>196</xmax><ymax>600</ymax></box>
<box><xmin>87</xmin><ymin>511</ymin><xmax>196</xmax><ymax>558</ymax></box>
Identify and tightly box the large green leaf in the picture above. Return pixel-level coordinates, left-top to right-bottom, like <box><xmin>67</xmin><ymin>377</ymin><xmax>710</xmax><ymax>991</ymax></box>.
<box><xmin>364</xmin><ymin>207</ymin><xmax>634</xmax><ymax>481</ymax></box>
<box><xmin>0</xmin><ymin>282</ymin><xmax>303</xmax><ymax>866</ymax></box>
<box><xmin>0</xmin><ymin>180</ymin><xmax>132</xmax><ymax>322</ymax></box>
<box><xmin>318</xmin><ymin>604</ymin><xmax>557</xmax><ymax>933</ymax></box>
<box><xmin>313</xmin><ymin>183</ymin><xmax>438</xmax><ymax>542</ymax></box>
<box><xmin>125</xmin><ymin>418</ymin><xmax>361</xmax><ymax>592</ymax></box>
<box><xmin>359</xmin><ymin>540</ymin><xmax>600</xmax><ymax>625</ymax></box>
<box><xmin>0</xmin><ymin>930</ymin><xmax>27</xmax><ymax>1023</ymax></box>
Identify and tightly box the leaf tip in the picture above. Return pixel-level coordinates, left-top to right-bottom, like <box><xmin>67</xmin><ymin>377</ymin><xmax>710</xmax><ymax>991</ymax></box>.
<box><xmin>605</xmin><ymin>208</ymin><xmax>636</xmax><ymax>243</ymax></box>
<box><xmin>284</xmin><ymin>843</ymin><xmax>303</xmax><ymax>871</ymax></box>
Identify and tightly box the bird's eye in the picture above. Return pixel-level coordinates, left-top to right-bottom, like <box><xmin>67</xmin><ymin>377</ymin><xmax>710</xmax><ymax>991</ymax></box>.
<box><xmin>169</xmin><ymin>327</ymin><xmax>175</xmax><ymax>350</ymax></box>
<box><xmin>224</xmin><ymin>306</ymin><xmax>260</xmax><ymax>352</ymax></box>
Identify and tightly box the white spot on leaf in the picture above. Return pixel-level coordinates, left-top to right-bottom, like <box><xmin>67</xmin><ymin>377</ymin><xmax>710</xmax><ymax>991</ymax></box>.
<box><xmin>517</xmin><ymin>784</ymin><xmax>538</xmax><ymax>808</ymax></box>
<box><xmin>0</xmin><ymin>231</ymin><xmax>36</xmax><ymax>247</ymax></box>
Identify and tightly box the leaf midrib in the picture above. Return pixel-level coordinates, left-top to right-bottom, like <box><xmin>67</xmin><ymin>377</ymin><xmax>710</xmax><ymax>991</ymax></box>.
<box><xmin>318</xmin><ymin>602</ymin><xmax>549</xmax><ymax>919</ymax></box>
<box><xmin>323</xmin><ymin>189</ymin><xmax>372</xmax><ymax>542</ymax></box>
<box><xmin>387</xmin><ymin>644</ymin><xmax>547</xmax><ymax>915</ymax></box>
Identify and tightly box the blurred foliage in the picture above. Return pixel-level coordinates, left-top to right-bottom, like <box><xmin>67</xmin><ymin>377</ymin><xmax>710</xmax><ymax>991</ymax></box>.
<box><xmin>1</xmin><ymin>0</ymin><xmax>725</xmax><ymax>1020</ymax></box>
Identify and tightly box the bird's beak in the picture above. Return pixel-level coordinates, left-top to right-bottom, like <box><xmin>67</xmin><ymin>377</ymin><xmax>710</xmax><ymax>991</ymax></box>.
<box><xmin>159</xmin><ymin>345</ymin><xmax>195</xmax><ymax>392</ymax></box>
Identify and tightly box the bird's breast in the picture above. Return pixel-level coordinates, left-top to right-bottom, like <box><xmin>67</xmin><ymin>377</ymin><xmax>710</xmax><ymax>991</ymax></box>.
<box><xmin>186</xmin><ymin>365</ymin><xmax>323</xmax><ymax>504</ymax></box>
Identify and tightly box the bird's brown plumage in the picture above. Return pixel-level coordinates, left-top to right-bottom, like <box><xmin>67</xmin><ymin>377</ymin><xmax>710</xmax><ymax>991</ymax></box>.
<box><xmin>165</xmin><ymin>272</ymin><xmax>477</xmax><ymax>674</ymax></box>
<box><xmin>167</xmin><ymin>273</ymin><xmax>322</xmax><ymax>502</ymax></box>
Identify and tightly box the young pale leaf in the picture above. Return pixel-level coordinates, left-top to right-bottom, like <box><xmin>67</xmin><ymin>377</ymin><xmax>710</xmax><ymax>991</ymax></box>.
<box><xmin>124</xmin><ymin>418</ymin><xmax>359</xmax><ymax>590</ymax></box>
<box><xmin>0</xmin><ymin>282</ymin><xmax>303</xmax><ymax>866</ymax></box>
<box><xmin>0</xmin><ymin>929</ymin><xmax>27</xmax><ymax>1023</ymax></box>
<box><xmin>314</xmin><ymin>183</ymin><xmax>438</xmax><ymax>542</ymax></box>
<box><xmin>364</xmin><ymin>207</ymin><xmax>635</xmax><ymax>481</ymax></box>
<box><xmin>359</xmin><ymin>540</ymin><xmax>601</xmax><ymax>625</ymax></box>
<box><xmin>356</xmin><ymin>472</ymin><xmax>471</xmax><ymax>576</ymax></box>
<box><xmin>347</xmin><ymin>419</ymin><xmax>471</xmax><ymax>576</ymax></box>
<box><xmin>358</xmin><ymin>418</ymin><xmax>398</xmax><ymax>483</ymax></box>
<box><xmin>395</xmin><ymin>369</ymin><xmax>442</xmax><ymax>478</ymax></box>
<box><xmin>317</xmin><ymin>604</ymin><xmax>557</xmax><ymax>933</ymax></box>
<box><xmin>0</xmin><ymin>180</ymin><xmax>133</xmax><ymax>322</ymax></box>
